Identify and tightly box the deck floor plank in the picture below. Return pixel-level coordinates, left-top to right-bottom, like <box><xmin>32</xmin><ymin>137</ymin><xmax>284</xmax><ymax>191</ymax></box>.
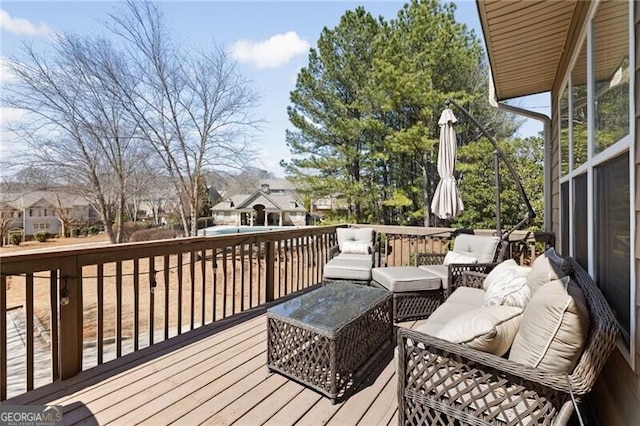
<box><xmin>127</xmin><ymin>351</ymin><xmax>267</xmax><ymax>425</ymax></box>
<box><xmin>9</xmin><ymin>312</ymin><xmax>263</xmax><ymax>406</ymax></box>
<box><xmin>60</xmin><ymin>321</ymin><xmax>266</xmax><ymax>424</ymax></box>
<box><xmin>6</xmin><ymin>311</ymin><xmax>420</xmax><ymax>426</ymax></box>
<box><xmin>103</xmin><ymin>334</ymin><xmax>267</xmax><ymax>425</ymax></box>
<box><xmin>231</xmin><ymin>379</ymin><xmax>305</xmax><ymax>425</ymax></box>
<box><xmin>324</xmin><ymin>361</ymin><xmax>395</xmax><ymax>426</ymax></box>
<box><xmin>262</xmin><ymin>387</ymin><xmax>322</xmax><ymax>426</ymax></box>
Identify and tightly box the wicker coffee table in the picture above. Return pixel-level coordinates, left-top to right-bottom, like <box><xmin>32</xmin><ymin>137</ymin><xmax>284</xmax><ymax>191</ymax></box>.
<box><xmin>266</xmin><ymin>282</ymin><xmax>393</xmax><ymax>403</ymax></box>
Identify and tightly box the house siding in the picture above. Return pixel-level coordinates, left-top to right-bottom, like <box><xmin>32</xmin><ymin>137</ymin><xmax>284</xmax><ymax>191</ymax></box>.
<box><xmin>549</xmin><ymin>2</ymin><xmax>640</xmax><ymax>424</ymax></box>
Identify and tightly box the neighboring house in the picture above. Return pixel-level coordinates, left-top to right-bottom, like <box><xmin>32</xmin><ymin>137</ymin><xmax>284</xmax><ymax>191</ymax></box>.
<box><xmin>211</xmin><ymin>181</ymin><xmax>307</xmax><ymax>227</ymax></box>
<box><xmin>477</xmin><ymin>0</ymin><xmax>636</xmax><ymax>423</ymax></box>
<box><xmin>311</xmin><ymin>196</ymin><xmax>349</xmax><ymax>218</ymax></box>
<box><xmin>0</xmin><ymin>191</ymin><xmax>99</xmax><ymax>238</ymax></box>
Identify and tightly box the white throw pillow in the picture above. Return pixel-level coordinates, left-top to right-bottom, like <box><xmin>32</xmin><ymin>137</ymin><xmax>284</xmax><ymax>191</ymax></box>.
<box><xmin>483</xmin><ymin>259</ymin><xmax>531</xmax><ymax>291</ymax></box>
<box><xmin>436</xmin><ymin>305</ymin><xmax>523</xmax><ymax>356</ymax></box>
<box><xmin>483</xmin><ymin>271</ymin><xmax>531</xmax><ymax>309</ymax></box>
<box><xmin>443</xmin><ymin>250</ymin><xmax>478</xmax><ymax>266</ymax></box>
<box><xmin>341</xmin><ymin>241</ymin><xmax>371</xmax><ymax>255</ymax></box>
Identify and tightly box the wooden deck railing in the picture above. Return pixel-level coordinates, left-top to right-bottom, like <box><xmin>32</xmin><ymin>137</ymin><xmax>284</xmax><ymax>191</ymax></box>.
<box><xmin>0</xmin><ymin>224</ymin><xmax>553</xmax><ymax>401</ymax></box>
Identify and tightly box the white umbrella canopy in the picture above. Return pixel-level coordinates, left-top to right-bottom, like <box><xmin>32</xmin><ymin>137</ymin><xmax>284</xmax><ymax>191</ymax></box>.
<box><xmin>430</xmin><ymin>108</ymin><xmax>464</xmax><ymax>220</ymax></box>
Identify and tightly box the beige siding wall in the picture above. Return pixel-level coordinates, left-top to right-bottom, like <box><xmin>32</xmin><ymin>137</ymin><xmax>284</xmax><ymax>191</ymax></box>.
<box><xmin>548</xmin><ymin>2</ymin><xmax>640</xmax><ymax>424</ymax></box>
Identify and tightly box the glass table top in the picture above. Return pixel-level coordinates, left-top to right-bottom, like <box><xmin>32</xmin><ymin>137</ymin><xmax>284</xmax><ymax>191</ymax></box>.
<box><xmin>267</xmin><ymin>282</ymin><xmax>389</xmax><ymax>332</ymax></box>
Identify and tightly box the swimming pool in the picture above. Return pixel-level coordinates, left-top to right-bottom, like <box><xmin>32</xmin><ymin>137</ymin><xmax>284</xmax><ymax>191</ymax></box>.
<box><xmin>197</xmin><ymin>226</ymin><xmax>283</xmax><ymax>236</ymax></box>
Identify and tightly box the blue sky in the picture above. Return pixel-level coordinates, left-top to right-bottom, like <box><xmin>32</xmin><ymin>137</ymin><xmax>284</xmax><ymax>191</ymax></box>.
<box><xmin>0</xmin><ymin>0</ymin><xmax>549</xmax><ymax>177</ymax></box>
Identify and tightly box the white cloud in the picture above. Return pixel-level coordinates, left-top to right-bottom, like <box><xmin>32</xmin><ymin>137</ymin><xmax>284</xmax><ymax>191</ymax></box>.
<box><xmin>0</xmin><ymin>9</ymin><xmax>51</xmax><ymax>36</ymax></box>
<box><xmin>231</xmin><ymin>31</ymin><xmax>309</xmax><ymax>69</ymax></box>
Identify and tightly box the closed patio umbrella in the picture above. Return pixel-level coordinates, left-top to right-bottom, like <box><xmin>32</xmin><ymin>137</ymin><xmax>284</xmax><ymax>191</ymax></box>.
<box><xmin>430</xmin><ymin>108</ymin><xmax>464</xmax><ymax>220</ymax></box>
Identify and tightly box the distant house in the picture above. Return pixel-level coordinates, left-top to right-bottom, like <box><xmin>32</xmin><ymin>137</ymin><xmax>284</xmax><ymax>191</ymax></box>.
<box><xmin>0</xmin><ymin>191</ymin><xmax>99</xmax><ymax>238</ymax></box>
<box><xmin>211</xmin><ymin>180</ymin><xmax>307</xmax><ymax>227</ymax></box>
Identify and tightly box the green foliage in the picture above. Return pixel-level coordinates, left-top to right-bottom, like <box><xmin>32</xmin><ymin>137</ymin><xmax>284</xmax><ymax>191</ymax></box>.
<box><xmin>284</xmin><ymin>0</ymin><xmax>523</xmax><ymax>226</ymax></box>
<box><xmin>34</xmin><ymin>231</ymin><xmax>50</xmax><ymax>242</ymax></box>
<box><xmin>9</xmin><ymin>232</ymin><xmax>22</xmax><ymax>246</ymax></box>
<box><xmin>453</xmin><ymin>136</ymin><xmax>544</xmax><ymax>232</ymax></box>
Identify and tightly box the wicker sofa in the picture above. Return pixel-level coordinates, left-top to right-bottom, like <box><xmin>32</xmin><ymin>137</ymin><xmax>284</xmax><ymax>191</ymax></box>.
<box><xmin>397</xmin><ymin>256</ymin><xmax>618</xmax><ymax>425</ymax></box>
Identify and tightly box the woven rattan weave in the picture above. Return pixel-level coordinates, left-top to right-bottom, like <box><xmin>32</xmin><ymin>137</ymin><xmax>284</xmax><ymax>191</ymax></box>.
<box><xmin>267</xmin><ymin>282</ymin><xmax>393</xmax><ymax>403</ymax></box>
<box><xmin>397</xmin><ymin>257</ymin><xmax>619</xmax><ymax>425</ymax></box>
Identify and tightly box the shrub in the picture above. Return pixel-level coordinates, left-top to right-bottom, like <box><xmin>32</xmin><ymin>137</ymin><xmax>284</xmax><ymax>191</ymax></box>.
<box><xmin>88</xmin><ymin>226</ymin><xmax>98</xmax><ymax>235</ymax></box>
<box><xmin>71</xmin><ymin>227</ymin><xmax>81</xmax><ymax>238</ymax></box>
<box><xmin>9</xmin><ymin>233</ymin><xmax>22</xmax><ymax>246</ymax></box>
<box><xmin>34</xmin><ymin>231</ymin><xmax>50</xmax><ymax>242</ymax></box>
<box><xmin>128</xmin><ymin>228</ymin><xmax>182</xmax><ymax>242</ymax></box>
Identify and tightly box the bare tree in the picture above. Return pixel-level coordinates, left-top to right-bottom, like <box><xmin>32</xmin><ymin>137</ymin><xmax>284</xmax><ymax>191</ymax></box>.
<box><xmin>107</xmin><ymin>0</ymin><xmax>260</xmax><ymax>236</ymax></box>
<box><xmin>2</xmin><ymin>35</ymin><xmax>144</xmax><ymax>243</ymax></box>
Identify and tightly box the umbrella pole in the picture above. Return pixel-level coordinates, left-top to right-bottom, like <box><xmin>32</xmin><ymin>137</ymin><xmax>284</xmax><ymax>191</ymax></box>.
<box><xmin>494</xmin><ymin>150</ymin><xmax>501</xmax><ymax>237</ymax></box>
<box><xmin>445</xmin><ymin>98</ymin><xmax>535</xmax><ymax>239</ymax></box>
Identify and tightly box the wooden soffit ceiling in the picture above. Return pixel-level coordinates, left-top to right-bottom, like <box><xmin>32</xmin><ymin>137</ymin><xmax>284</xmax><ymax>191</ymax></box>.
<box><xmin>477</xmin><ymin>0</ymin><xmax>579</xmax><ymax>101</ymax></box>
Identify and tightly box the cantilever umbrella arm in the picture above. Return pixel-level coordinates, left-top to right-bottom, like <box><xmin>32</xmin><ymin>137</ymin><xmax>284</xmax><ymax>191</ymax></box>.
<box><xmin>445</xmin><ymin>98</ymin><xmax>536</xmax><ymax>240</ymax></box>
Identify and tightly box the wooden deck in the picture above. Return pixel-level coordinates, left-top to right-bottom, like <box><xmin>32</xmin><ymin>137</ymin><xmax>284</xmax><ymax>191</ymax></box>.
<box><xmin>7</xmin><ymin>307</ymin><xmax>422</xmax><ymax>425</ymax></box>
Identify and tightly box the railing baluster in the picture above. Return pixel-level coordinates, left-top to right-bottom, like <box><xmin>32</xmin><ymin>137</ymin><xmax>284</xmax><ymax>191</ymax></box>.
<box><xmin>177</xmin><ymin>253</ymin><xmax>183</xmax><ymax>334</ymax></box>
<box><xmin>49</xmin><ymin>270</ymin><xmax>59</xmax><ymax>381</ymax></box>
<box><xmin>97</xmin><ymin>264</ymin><xmax>104</xmax><ymax>365</ymax></box>
<box><xmin>133</xmin><ymin>259</ymin><xmax>139</xmax><ymax>351</ymax></box>
<box><xmin>0</xmin><ymin>274</ymin><xmax>6</xmax><ymax>401</ymax></box>
<box><xmin>25</xmin><ymin>273</ymin><xmax>33</xmax><ymax>391</ymax></box>
<box><xmin>211</xmin><ymin>249</ymin><xmax>217</xmax><ymax>322</ymax></box>
<box><xmin>222</xmin><ymin>248</ymin><xmax>228</xmax><ymax>318</ymax></box>
<box><xmin>240</xmin><ymin>243</ymin><xmax>245</xmax><ymax>311</ymax></box>
<box><xmin>200</xmin><ymin>249</ymin><xmax>206</xmax><ymax>326</ymax></box>
<box><xmin>231</xmin><ymin>244</ymin><xmax>236</xmax><ymax>315</ymax></box>
<box><xmin>257</xmin><ymin>243</ymin><xmax>261</xmax><ymax>305</ymax></box>
<box><xmin>163</xmin><ymin>255</ymin><xmax>169</xmax><ymax>341</ymax></box>
<box><xmin>116</xmin><ymin>261</ymin><xmax>122</xmax><ymax>358</ymax></box>
<box><xmin>248</xmin><ymin>242</ymin><xmax>253</xmax><ymax>309</ymax></box>
<box><xmin>189</xmin><ymin>252</ymin><xmax>195</xmax><ymax>329</ymax></box>
<box><xmin>148</xmin><ymin>257</ymin><xmax>155</xmax><ymax>347</ymax></box>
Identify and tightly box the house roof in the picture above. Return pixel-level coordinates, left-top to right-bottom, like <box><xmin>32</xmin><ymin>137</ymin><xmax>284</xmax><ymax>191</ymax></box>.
<box><xmin>476</xmin><ymin>0</ymin><xmax>579</xmax><ymax>100</ymax></box>
<box><xmin>212</xmin><ymin>190</ymin><xmax>305</xmax><ymax>212</ymax></box>
<box><xmin>0</xmin><ymin>191</ymin><xmax>89</xmax><ymax>210</ymax></box>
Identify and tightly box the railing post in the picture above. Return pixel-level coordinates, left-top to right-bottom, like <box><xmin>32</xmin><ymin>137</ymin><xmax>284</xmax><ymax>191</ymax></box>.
<box><xmin>59</xmin><ymin>256</ymin><xmax>82</xmax><ymax>380</ymax></box>
<box><xmin>265</xmin><ymin>240</ymin><xmax>276</xmax><ymax>302</ymax></box>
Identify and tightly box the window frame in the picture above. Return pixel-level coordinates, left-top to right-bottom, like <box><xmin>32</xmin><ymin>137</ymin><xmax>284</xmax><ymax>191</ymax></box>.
<box><xmin>557</xmin><ymin>0</ymin><xmax>636</xmax><ymax>369</ymax></box>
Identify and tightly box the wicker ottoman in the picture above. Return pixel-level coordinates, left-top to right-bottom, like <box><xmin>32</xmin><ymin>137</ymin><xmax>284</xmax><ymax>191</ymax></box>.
<box><xmin>371</xmin><ymin>266</ymin><xmax>443</xmax><ymax>322</ymax></box>
<box><xmin>267</xmin><ymin>282</ymin><xmax>393</xmax><ymax>403</ymax></box>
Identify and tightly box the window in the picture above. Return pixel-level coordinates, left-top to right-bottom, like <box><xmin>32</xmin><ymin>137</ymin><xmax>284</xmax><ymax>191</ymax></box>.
<box><xmin>595</xmin><ymin>153</ymin><xmax>631</xmax><ymax>346</ymax></box>
<box><xmin>572</xmin><ymin>41</ymin><xmax>588</xmax><ymax>169</ymax></box>
<box><xmin>559</xmin><ymin>0</ymin><xmax>633</xmax><ymax>362</ymax></box>
<box><xmin>593</xmin><ymin>0</ymin><xmax>629</xmax><ymax>154</ymax></box>
<box><xmin>573</xmin><ymin>173</ymin><xmax>588</xmax><ymax>267</ymax></box>
<box><xmin>29</xmin><ymin>209</ymin><xmax>33</xmax><ymax>217</ymax></box>
<box><xmin>560</xmin><ymin>89</ymin><xmax>569</xmax><ymax>176</ymax></box>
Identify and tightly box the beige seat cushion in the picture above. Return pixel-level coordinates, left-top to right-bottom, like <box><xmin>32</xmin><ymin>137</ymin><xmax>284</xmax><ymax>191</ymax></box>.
<box><xmin>323</xmin><ymin>256</ymin><xmax>372</xmax><ymax>281</ymax></box>
<box><xmin>416</xmin><ymin>287</ymin><xmax>485</xmax><ymax>333</ymax></box>
<box><xmin>418</xmin><ymin>264</ymin><xmax>449</xmax><ymax>289</ymax></box>
<box><xmin>371</xmin><ymin>266</ymin><xmax>441</xmax><ymax>293</ymax></box>
<box><xmin>435</xmin><ymin>305</ymin><xmax>523</xmax><ymax>356</ymax></box>
<box><xmin>509</xmin><ymin>277</ymin><xmax>590</xmax><ymax>373</ymax></box>
<box><xmin>336</xmin><ymin>227</ymin><xmax>374</xmax><ymax>253</ymax></box>
<box><xmin>452</xmin><ymin>234</ymin><xmax>501</xmax><ymax>263</ymax></box>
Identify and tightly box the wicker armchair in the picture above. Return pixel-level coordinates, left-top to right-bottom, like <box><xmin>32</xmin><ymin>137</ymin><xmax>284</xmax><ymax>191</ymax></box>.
<box><xmin>416</xmin><ymin>234</ymin><xmax>503</xmax><ymax>298</ymax></box>
<box><xmin>397</xmin><ymin>257</ymin><xmax>619</xmax><ymax>425</ymax></box>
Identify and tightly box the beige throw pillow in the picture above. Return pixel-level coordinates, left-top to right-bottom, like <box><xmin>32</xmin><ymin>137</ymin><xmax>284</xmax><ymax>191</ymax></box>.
<box><xmin>436</xmin><ymin>305</ymin><xmax>523</xmax><ymax>356</ymax></box>
<box><xmin>509</xmin><ymin>277</ymin><xmax>590</xmax><ymax>373</ymax></box>
<box><xmin>526</xmin><ymin>249</ymin><xmax>566</xmax><ymax>294</ymax></box>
